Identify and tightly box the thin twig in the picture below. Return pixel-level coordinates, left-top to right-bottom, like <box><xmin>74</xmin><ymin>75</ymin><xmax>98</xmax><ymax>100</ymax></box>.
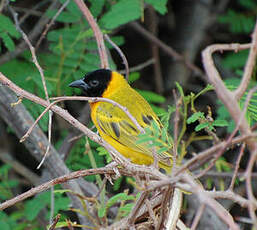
<box><xmin>145</xmin><ymin>199</ymin><xmax>158</xmax><ymax>227</ymax></box>
<box><xmin>0</xmin><ymin>167</ymin><xmax>111</xmax><ymax>210</ymax></box>
<box><xmin>176</xmin><ymin>133</ymin><xmax>257</xmax><ymax>175</ymax></box>
<box><xmin>49</xmin><ymin>186</ymin><xmax>55</xmax><ymax>226</ymax></box>
<box><xmin>156</xmin><ymin>187</ymin><xmax>173</xmax><ymax>229</ymax></box>
<box><xmin>9</xmin><ymin>7</ymin><xmax>50</xmax><ymax>102</ymax></box>
<box><xmin>9</xmin><ymin>5</ymin><xmax>53</xmax><ymax>169</ymax></box>
<box><xmin>49</xmin><ymin>214</ymin><xmax>61</xmax><ymax>230</ymax></box>
<box><xmin>104</xmin><ymin>34</ymin><xmax>129</xmax><ymax>80</ymax></box>
<box><xmin>35</xmin><ymin>0</ymin><xmax>70</xmax><ymax>49</ymax></box>
<box><xmin>244</xmin><ymin>150</ymin><xmax>257</xmax><ymax>227</ymax></box>
<box><xmin>190</xmin><ymin>204</ymin><xmax>205</xmax><ymax>230</ymax></box>
<box><xmin>119</xmin><ymin>58</ymin><xmax>155</xmax><ymax>75</ymax></box>
<box><xmin>172</xmin><ymin>91</ymin><xmax>181</xmax><ymax>174</ymax></box>
<box><xmin>127</xmin><ymin>192</ymin><xmax>149</xmax><ymax>226</ymax></box>
<box><xmin>228</xmin><ymin>143</ymin><xmax>245</xmax><ymax>190</ymax></box>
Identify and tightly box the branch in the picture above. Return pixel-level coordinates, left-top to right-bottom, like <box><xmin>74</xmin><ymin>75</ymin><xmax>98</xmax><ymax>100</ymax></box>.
<box><xmin>202</xmin><ymin>43</ymin><xmax>256</xmax><ymax>152</ymax></box>
<box><xmin>73</xmin><ymin>0</ymin><xmax>109</xmax><ymax>68</ymax></box>
<box><xmin>0</xmin><ymin>167</ymin><xmax>116</xmax><ymax>210</ymax></box>
<box><xmin>104</xmin><ymin>34</ymin><xmax>129</xmax><ymax>80</ymax></box>
<box><xmin>234</xmin><ymin>21</ymin><xmax>257</xmax><ymax>99</ymax></box>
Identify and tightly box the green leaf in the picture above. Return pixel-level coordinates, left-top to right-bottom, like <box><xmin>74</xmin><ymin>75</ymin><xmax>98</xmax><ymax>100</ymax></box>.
<box><xmin>106</xmin><ymin>193</ymin><xmax>135</xmax><ymax>209</ymax></box>
<box><xmin>53</xmin><ymin>196</ymin><xmax>70</xmax><ymax>214</ymax></box>
<box><xmin>151</xmin><ymin>104</ymin><xmax>166</xmax><ymax>115</ymax></box>
<box><xmin>136</xmin><ymin>136</ymin><xmax>156</xmax><ymax>145</ymax></box>
<box><xmin>238</xmin><ymin>0</ymin><xmax>257</xmax><ymax>9</ymax></box>
<box><xmin>187</xmin><ymin>112</ymin><xmax>204</xmax><ymax>124</ymax></box>
<box><xmin>157</xmin><ymin>146</ymin><xmax>169</xmax><ymax>154</ymax></box>
<box><xmin>0</xmin><ymin>14</ymin><xmax>20</xmax><ymax>38</ymax></box>
<box><xmin>24</xmin><ymin>191</ymin><xmax>50</xmax><ymax>221</ymax></box>
<box><xmin>222</xmin><ymin>50</ymin><xmax>249</xmax><ymax>70</ymax></box>
<box><xmin>0</xmin><ymin>221</ymin><xmax>11</xmax><ymax>230</ymax></box>
<box><xmin>46</xmin><ymin>10</ymin><xmax>81</xmax><ymax>23</ymax></box>
<box><xmin>54</xmin><ymin>189</ymin><xmax>72</xmax><ymax>195</ymax></box>
<box><xmin>175</xmin><ymin>82</ymin><xmax>184</xmax><ymax>97</ymax></box>
<box><xmin>98</xmin><ymin>206</ymin><xmax>106</xmax><ymax>218</ymax></box>
<box><xmin>0</xmin><ymin>179</ymin><xmax>19</xmax><ymax>189</ymax></box>
<box><xmin>145</xmin><ymin>0</ymin><xmax>168</xmax><ymax>14</ymax></box>
<box><xmin>119</xmin><ymin>203</ymin><xmax>134</xmax><ymax>217</ymax></box>
<box><xmin>212</xmin><ymin>119</ymin><xmax>228</xmax><ymax>127</ymax></box>
<box><xmin>89</xmin><ymin>0</ymin><xmax>105</xmax><ymax>17</ymax></box>
<box><xmin>0</xmin><ymin>164</ymin><xmax>11</xmax><ymax>176</ymax></box>
<box><xmin>128</xmin><ymin>72</ymin><xmax>140</xmax><ymax>83</ymax></box>
<box><xmin>137</xmin><ymin>89</ymin><xmax>166</xmax><ymax>103</ymax></box>
<box><xmin>113</xmin><ymin>176</ymin><xmax>123</xmax><ymax>191</ymax></box>
<box><xmin>195</xmin><ymin>122</ymin><xmax>209</xmax><ymax>131</ymax></box>
<box><xmin>60</xmin><ymin>0</ymin><xmax>80</xmax><ymax>15</ymax></box>
<box><xmin>218</xmin><ymin>10</ymin><xmax>255</xmax><ymax>34</ymax></box>
<box><xmin>0</xmin><ymin>33</ymin><xmax>15</xmax><ymax>51</ymax></box>
<box><xmin>97</xmin><ymin>146</ymin><xmax>112</xmax><ymax>163</ymax></box>
<box><xmin>100</xmin><ymin>0</ymin><xmax>141</xmax><ymax>29</ymax></box>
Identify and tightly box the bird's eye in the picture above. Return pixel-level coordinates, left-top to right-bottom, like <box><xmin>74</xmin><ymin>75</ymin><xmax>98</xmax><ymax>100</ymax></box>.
<box><xmin>90</xmin><ymin>80</ymin><xmax>99</xmax><ymax>87</ymax></box>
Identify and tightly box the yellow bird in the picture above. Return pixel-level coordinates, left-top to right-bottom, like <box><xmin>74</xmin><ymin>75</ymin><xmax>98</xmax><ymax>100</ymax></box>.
<box><xmin>69</xmin><ymin>69</ymin><xmax>173</xmax><ymax>172</ymax></box>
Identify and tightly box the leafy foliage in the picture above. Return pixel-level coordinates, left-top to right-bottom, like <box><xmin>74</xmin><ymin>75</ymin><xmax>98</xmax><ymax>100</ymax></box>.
<box><xmin>0</xmin><ymin>14</ymin><xmax>20</xmax><ymax>52</ymax></box>
<box><xmin>218</xmin><ymin>0</ymin><xmax>256</xmax><ymax>34</ymax></box>
<box><xmin>187</xmin><ymin>112</ymin><xmax>228</xmax><ymax>132</ymax></box>
<box><xmin>98</xmin><ymin>191</ymin><xmax>136</xmax><ymax>218</ymax></box>
<box><xmin>100</xmin><ymin>0</ymin><xmax>142</xmax><ymax>29</ymax></box>
<box><xmin>216</xmin><ymin>78</ymin><xmax>257</xmax><ymax>131</ymax></box>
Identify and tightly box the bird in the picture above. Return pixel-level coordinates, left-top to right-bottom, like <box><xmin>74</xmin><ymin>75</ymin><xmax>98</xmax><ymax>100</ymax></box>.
<box><xmin>69</xmin><ymin>69</ymin><xmax>173</xmax><ymax>173</ymax></box>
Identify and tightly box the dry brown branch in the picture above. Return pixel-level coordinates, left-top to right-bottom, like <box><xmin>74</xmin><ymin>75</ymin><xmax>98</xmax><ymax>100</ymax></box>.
<box><xmin>235</xmin><ymin>21</ymin><xmax>257</xmax><ymax>99</ymax></box>
<box><xmin>183</xmin><ymin>174</ymin><xmax>240</xmax><ymax>230</ymax></box>
<box><xmin>202</xmin><ymin>43</ymin><xmax>256</xmax><ymax>151</ymax></box>
<box><xmin>49</xmin><ymin>214</ymin><xmax>61</xmax><ymax>230</ymax></box>
<box><xmin>229</xmin><ymin>143</ymin><xmax>246</xmax><ymax>190</ymax></box>
<box><xmin>73</xmin><ymin>0</ymin><xmax>109</xmax><ymax>69</ymax></box>
<box><xmin>245</xmin><ymin>150</ymin><xmax>257</xmax><ymax>227</ymax></box>
<box><xmin>0</xmin><ymin>167</ymin><xmax>115</xmax><ymax>210</ymax></box>
<box><xmin>195</xmin><ymin>85</ymin><xmax>257</xmax><ymax>179</ymax></box>
<box><xmin>190</xmin><ymin>204</ymin><xmax>205</xmax><ymax>230</ymax></box>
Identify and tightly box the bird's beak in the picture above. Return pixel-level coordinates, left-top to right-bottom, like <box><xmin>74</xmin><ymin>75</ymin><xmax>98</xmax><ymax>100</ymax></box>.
<box><xmin>69</xmin><ymin>79</ymin><xmax>89</xmax><ymax>91</ymax></box>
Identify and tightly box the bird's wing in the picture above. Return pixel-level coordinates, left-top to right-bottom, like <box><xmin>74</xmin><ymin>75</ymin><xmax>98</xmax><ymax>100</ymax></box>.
<box><xmin>95</xmin><ymin>104</ymin><xmax>172</xmax><ymax>166</ymax></box>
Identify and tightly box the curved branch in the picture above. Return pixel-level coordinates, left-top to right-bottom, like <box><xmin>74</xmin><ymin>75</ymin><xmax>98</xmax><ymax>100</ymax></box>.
<box><xmin>234</xmin><ymin>21</ymin><xmax>257</xmax><ymax>99</ymax></box>
<box><xmin>202</xmin><ymin>43</ymin><xmax>257</xmax><ymax>152</ymax></box>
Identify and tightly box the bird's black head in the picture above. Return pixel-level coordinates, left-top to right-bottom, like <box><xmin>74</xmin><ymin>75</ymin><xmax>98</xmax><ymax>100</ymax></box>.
<box><xmin>69</xmin><ymin>69</ymin><xmax>112</xmax><ymax>97</ymax></box>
